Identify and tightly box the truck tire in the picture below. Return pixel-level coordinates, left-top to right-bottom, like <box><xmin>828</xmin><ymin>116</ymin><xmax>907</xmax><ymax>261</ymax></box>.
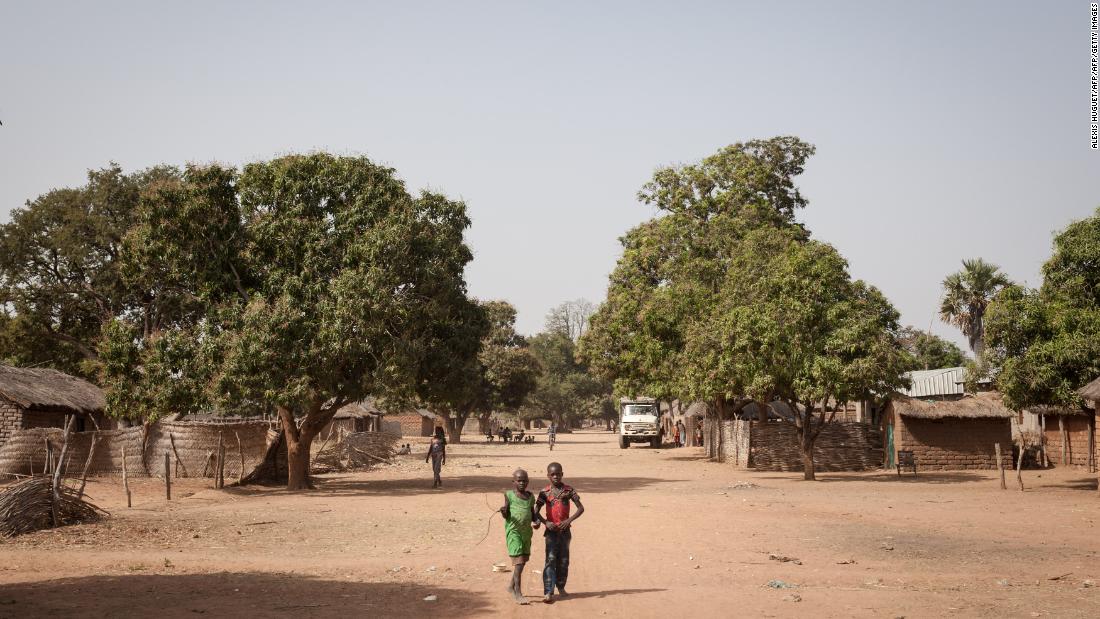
<box><xmin>650</xmin><ymin>435</ymin><xmax>661</xmax><ymax>449</ymax></box>
<box><xmin>619</xmin><ymin>436</ymin><xmax>629</xmax><ymax>449</ymax></box>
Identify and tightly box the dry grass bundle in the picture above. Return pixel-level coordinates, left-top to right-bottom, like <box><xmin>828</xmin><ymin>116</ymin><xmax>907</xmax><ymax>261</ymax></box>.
<box><xmin>313</xmin><ymin>431</ymin><xmax>401</xmax><ymax>473</ymax></box>
<box><xmin>0</xmin><ymin>477</ymin><xmax>108</xmax><ymax>537</ymax></box>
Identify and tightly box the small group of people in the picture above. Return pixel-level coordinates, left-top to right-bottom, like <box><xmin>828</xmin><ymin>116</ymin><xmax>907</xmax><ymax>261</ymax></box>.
<box><xmin>395</xmin><ymin>443</ymin><xmax>411</xmax><ymax>455</ymax></box>
<box><xmin>500</xmin><ymin>462</ymin><xmax>584</xmax><ymax>605</ymax></box>
<box><xmin>671</xmin><ymin>418</ymin><xmax>704</xmax><ymax>447</ymax></box>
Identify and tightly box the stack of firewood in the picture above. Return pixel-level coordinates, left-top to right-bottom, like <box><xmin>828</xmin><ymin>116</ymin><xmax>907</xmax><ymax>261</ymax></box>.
<box><xmin>312</xmin><ymin>431</ymin><xmax>401</xmax><ymax>473</ymax></box>
<box><xmin>0</xmin><ymin>477</ymin><xmax>107</xmax><ymax>537</ymax></box>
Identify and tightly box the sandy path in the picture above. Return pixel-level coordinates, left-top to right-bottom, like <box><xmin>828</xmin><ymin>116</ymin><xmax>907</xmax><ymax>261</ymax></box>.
<box><xmin>1</xmin><ymin>430</ymin><xmax>1098</xmax><ymax>618</ymax></box>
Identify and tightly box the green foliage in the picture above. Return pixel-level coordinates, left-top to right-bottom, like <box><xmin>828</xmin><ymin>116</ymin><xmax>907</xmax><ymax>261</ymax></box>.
<box><xmin>898</xmin><ymin>327</ymin><xmax>967</xmax><ymax>371</ymax></box>
<box><xmin>426</xmin><ymin>300</ymin><xmax>540</xmax><ymax>441</ymax></box>
<box><xmin>0</xmin><ymin>163</ymin><xmax>182</xmax><ymax>376</ymax></box>
<box><xmin>984</xmin><ymin>208</ymin><xmax>1100</xmax><ymax>409</ymax></box>
<box><xmin>678</xmin><ymin>226</ymin><xmax>908</xmax><ymax>412</ymax></box>
<box><xmin>582</xmin><ymin>137</ymin><xmax>908</xmax><ymax>478</ymax></box>
<box><xmin>939</xmin><ymin>258</ymin><xmax>1012</xmax><ymax>354</ymax></box>
<box><xmin>524</xmin><ymin>330</ymin><xmax>610</xmax><ymax>427</ymax></box>
<box><xmin>86</xmin><ymin>153</ymin><xmax>481</xmax><ymax>486</ymax></box>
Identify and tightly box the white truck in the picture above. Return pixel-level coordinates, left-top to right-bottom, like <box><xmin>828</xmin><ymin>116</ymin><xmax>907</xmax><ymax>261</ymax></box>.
<box><xmin>618</xmin><ymin>398</ymin><xmax>661</xmax><ymax>449</ymax></box>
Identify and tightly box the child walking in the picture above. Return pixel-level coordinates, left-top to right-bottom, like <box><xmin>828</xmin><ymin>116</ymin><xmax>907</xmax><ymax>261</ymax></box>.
<box><xmin>535</xmin><ymin>462</ymin><xmax>585</xmax><ymax>603</ymax></box>
<box><xmin>500</xmin><ymin>469</ymin><xmax>540</xmax><ymax>604</ymax></box>
<box><xmin>424</xmin><ymin>434</ymin><xmax>446</xmax><ymax>488</ymax></box>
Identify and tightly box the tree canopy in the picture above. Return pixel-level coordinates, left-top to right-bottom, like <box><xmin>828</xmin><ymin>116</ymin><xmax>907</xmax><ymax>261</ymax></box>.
<box><xmin>939</xmin><ymin>258</ymin><xmax>1012</xmax><ymax>355</ymax></box>
<box><xmin>898</xmin><ymin>327</ymin><xmax>968</xmax><ymax>371</ymax></box>
<box><xmin>580</xmin><ymin>137</ymin><xmax>908</xmax><ymax>478</ymax></box>
<box><xmin>984</xmin><ymin>208</ymin><xmax>1100</xmax><ymax>409</ymax></box>
<box><xmin>92</xmin><ymin>154</ymin><xmax>480</xmax><ymax>488</ymax></box>
<box><xmin>0</xmin><ymin>164</ymin><xmax>182</xmax><ymax>376</ymax></box>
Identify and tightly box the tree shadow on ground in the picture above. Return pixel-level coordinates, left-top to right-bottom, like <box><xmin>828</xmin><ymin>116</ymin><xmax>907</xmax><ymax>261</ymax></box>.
<box><xmin>814</xmin><ymin>471</ymin><xmax>992</xmax><ymax>484</ymax></box>
<box><xmin>0</xmin><ymin>572</ymin><xmax>490</xmax><ymax>618</ymax></box>
<box><xmin>312</xmin><ymin>475</ymin><xmax>684</xmax><ymax>497</ymax></box>
<box><xmin>1032</xmin><ymin>476</ymin><xmax>1100</xmax><ymax>491</ymax></box>
<box><xmin>555</xmin><ymin>587</ymin><xmax>666</xmax><ymax>600</ymax></box>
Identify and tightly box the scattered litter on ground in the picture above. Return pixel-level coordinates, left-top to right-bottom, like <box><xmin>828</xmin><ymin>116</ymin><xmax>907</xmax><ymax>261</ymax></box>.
<box><xmin>782</xmin><ymin>594</ymin><xmax>802</xmax><ymax>602</ymax></box>
<box><xmin>423</xmin><ymin>595</ymin><xmax>437</xmax><ymax>602</ymax></box>
<box><xmin>766</xmin><ymin>579</ymin><xmax>797</xmax><ymax>589</ymax></box>
<box><xmin>836</xmin><ymin>559</ymin><xmax>856</xmax><ymax>565</ymax></box>
<box><xmin>1048</xmin><ymin>573</ymin><xmax>1072</xmax><ymax>581</ymax></box>
<box><xmin>768</xmin><ymin>553</ymin><xmax>802</xmax><ymax>565</ymax></box>
<box><xmin>729</xmin><ymin>482</ymin><xmax>761</xmax><ymax>490</ymax></box>
<box><xmin>492</xmin><ymin>563</ymin><xmax>510</xmax><ymax>573</ymax></box>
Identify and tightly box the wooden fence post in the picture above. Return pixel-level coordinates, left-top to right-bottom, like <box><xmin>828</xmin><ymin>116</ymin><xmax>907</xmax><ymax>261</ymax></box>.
<box><xmin>1016</xmin><ymin>444</ymin><xmax>1025</xmax><ymax>491</ymax></box>
<box><xmin>164</xmin><ymin>451</ymin><xmax>171</xmax><ymax>501</ymax></box>
<box><xmin>995</xmin><ymin>443</ymin><xmax>1006</xmax><ymax>490</ymax></box>
<box><xmin>122</xmin><ymin>446</ymin><xmax>132</xmax><ymax>508</ymax></box>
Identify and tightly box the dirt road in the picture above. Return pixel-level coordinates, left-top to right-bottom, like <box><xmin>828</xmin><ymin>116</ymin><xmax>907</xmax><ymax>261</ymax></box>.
<box><xmin>2</xmin><ymin>430</ymin><xmax>1098</xmax><ymax>618</ymax></box>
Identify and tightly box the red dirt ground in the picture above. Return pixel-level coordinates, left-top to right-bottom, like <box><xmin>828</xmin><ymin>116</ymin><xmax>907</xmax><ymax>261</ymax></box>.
<box><xmin>1</xmin><ymin>430</ymin><xmax>1098</xmax><ymax>618</ymax></box>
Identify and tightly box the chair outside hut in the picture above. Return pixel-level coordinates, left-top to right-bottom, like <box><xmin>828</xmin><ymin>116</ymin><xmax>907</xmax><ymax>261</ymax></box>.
<box><xmin>0</xmin><ymin>365</ymin><xmax>112</xmax><ymax>449</ymax></box>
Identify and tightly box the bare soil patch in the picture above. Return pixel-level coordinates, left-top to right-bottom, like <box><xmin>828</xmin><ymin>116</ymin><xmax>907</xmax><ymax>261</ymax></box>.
<box><xmin>2</xmin><ymin>431</ymin><xmax>1098</xmax><ymax>617</ymax></box>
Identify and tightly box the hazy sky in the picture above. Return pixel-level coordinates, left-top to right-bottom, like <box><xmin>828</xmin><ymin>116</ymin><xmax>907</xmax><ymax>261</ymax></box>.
<box><xmin>1</xmin><ymin>2</ymin><xmax>1097</xmax><ymax>347</ymax></box>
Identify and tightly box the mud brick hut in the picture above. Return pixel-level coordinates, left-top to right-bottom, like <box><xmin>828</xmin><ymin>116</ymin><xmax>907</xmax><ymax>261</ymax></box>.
<box><xmin>1028</xmin><ymin>405</ymin><xmax>1096</xmax><ymax>471</ymax></box>
<box><xmin>388</xmin><ymin>408</ymin><xmax>440</xmax><ymax>437</ymax></box>
<box><xmin>320</xmin><ymin>399</ymin><xmax>386</xmax><ymax>441</ymax></box>
<box><xmin>882</xmin><ymin>392</ymin><xmax>1014</xmax><ymax>470</ymax></box>
<box><xmin>0</xmin><ymin>365</ymin><xmax>112</xmax><ymax>449</ymax></box>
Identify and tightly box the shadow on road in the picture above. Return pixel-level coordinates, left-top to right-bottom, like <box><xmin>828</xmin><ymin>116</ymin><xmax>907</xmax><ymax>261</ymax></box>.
<box><xmin>555</xmin><ymin>588</ymin><xmax>667</xmax><ymax>600</ymax></box>
<box><xmin>0</xmin><ymin>572</ymin><xmax>491</xmax><ymax>618</ymax></box>
<box><xmin>814</xmin><ymin>471</ymin><xmax>991</xmax><ymax>484</ymax></box>
<box><xmin>314</xmin><ymin>475</ymin><xmax>683</xmax><ymax>497</ymax></box>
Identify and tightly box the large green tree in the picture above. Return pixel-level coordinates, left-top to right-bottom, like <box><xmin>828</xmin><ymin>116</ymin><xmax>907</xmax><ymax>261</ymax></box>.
<box><xmin>679</xmin><ymin>226</ymin><xmax>908</xmax><ymax>479</ymax></box>
<box><xmin>984</xmin><ymin>208</ymin><xmax>1100</xmax><ymax>410</ymax></box>
<box><xmin>940</xmin><ymin>258</ymin><xmax>1012</xmax><ymax>355</ymax></box>
<box><xmin>100</xmin><ymin>154</ymin><xmax>479</xmax><ymax>489</ymax></box>
<box><xmin>580</xmin><ymin>137</ymin><xmax>817</xmax><ymax>403</ymax></box>
<box><xmin>425</xmin><ymin>300</ymin><xmax>540</xmax><ymax>443</ymax></box>
<box><xmin>582</xmin><ymin>137</ymin><xmax>908</xmax><ymax>479</ymax></box>
<box><xmin>524</xmin><ymin>330</ymin><xmax>610</xmax><ymax>429</ymax></box>
<box><xmin>0</xmin><ymin>164</ymin><xmax>182</xmax><ymax>376</ymax></box>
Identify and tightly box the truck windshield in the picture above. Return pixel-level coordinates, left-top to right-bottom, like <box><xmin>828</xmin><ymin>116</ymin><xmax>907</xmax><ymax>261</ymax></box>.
<box><xmin>622</xmin><ymin>405</ymin><xmax>656</xmax><ymax>416</ymax></box>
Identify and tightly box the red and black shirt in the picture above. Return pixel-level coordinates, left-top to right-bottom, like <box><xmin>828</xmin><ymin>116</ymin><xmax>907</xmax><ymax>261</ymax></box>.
<box><xmin>537</xmin><ymin>484</ymin><xmax>579</xmax><ymax>525</ymax></box>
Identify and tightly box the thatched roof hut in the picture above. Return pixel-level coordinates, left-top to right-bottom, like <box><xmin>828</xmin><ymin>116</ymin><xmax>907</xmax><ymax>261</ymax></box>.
<box><xmin>0</xmin><ymin>365</ymin><xmax>111</xmax><ymax>448</ymax></box>
<box><xmin>891</xmin><ymin>392</ymin><xmax>1014</xmax><ymax>420</ymax></box>
<box><xmin>0</xmin><ymin>365</ymin><xmax>105</xmax><ymax>414</ymax></box>
<box><xmin>882</xmin><ymin>392</ymin><xmax>1013</xmax><ymax>470</ymax></box>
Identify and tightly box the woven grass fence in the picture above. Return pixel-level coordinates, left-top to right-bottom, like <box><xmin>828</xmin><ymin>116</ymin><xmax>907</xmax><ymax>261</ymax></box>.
<box><xmin>0</xmin><ymin>420</ymin><xmax>279</xmax><ymax>481</ymax></box>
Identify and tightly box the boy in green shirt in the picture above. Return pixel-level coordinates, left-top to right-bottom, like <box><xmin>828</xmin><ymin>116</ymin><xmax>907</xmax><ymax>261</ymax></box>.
<box><xmin>499</xmin><ymin>468</ymin><xmax>541</xmax><ymax>604</ymax></box>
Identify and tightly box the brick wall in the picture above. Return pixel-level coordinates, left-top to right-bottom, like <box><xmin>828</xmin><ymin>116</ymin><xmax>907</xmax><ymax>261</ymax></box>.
<box><xmin>896</xmin><ymin>416</ymin><xmax>1012</xmax><ymax>470</ymax></box>
<box><xmin>750</xmin><ymin>421</ymin><xmax>883</xmax><ymax>472</ymax></box>
<box><xmin>705</xmin><ymin>418</ymin><xmax>882</xmax><ymax>472</ymax></box>
<box><xmin>390</xmin><ymin>413</ymin><xmax>436</xmax><ymax>437</ymax></box>
<box><xmin>1041</xmin><ymin>414</ymin><xmax>1095</xmax><ymax>468</ymax></box>
<box><xmin>0</xmin><ymin>398</ymin><xmax>22</xmax><ymax>448</ymax></box>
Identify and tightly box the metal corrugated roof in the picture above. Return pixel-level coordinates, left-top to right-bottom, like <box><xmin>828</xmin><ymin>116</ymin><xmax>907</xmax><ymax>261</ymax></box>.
<box><xmin>901</xmin><ymin>367</ymin><xmax>967</xmax><ymax>397</ymax></box>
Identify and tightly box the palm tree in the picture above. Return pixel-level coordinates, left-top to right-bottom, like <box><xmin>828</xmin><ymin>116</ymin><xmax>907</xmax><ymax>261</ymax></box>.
<box><xmin>939</xmin><ymin>258</ymin><xmax>1012</xmax><ymax>355</ymax></box>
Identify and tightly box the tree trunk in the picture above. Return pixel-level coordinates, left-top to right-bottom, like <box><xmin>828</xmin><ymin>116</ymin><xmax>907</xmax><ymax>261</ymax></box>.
<box><xmin>277</xmin><ymin>404</ymin><xmax>324</xmax><ymax>490</ymax></box>
<box><xmin>477</xmin><ymin>413</ymin><xmax>492</xmax><ymax>434</ymax></box>
<box><xmin>446</xmin><ymin>413</ymin><xmax>467</xmax><ymax>444</ymax></box>
<box><xmin>801</xmin><ymin>431</ymin><xmax>816</xmax><ymax>481</ymax></box>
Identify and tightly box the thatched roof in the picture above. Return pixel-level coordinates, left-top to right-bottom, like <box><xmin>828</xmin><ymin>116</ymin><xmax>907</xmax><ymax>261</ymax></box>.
<box><xmin>892</xmin><ymin>392</ymin><xmax>1013</xmax><ymax>419</ymax></box>
<box><xmin>1078</xmin><ymin>375</ymin><xmax>1100</xmax><ymax>403</ymax></box>
<box><xmin>334</xmin><ymin>400</ymin><xmax>383</xmax><ymax>419</ymax></box>
<box><xmin>1026</xmin><ymin>404</ymin><xmax>1090</xmax><ymax>417</ymax></box>
<box><xmin>0</xmin><ymin>365</ymin><xmax>105</xmax><ymax>414</ymax></box>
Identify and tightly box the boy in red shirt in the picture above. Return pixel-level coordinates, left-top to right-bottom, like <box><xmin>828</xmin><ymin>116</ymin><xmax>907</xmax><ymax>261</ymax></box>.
<box><xmin>535</xmin><ymin>462</ymin><xmax>585</xmax><ymax>603</ymax></box>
